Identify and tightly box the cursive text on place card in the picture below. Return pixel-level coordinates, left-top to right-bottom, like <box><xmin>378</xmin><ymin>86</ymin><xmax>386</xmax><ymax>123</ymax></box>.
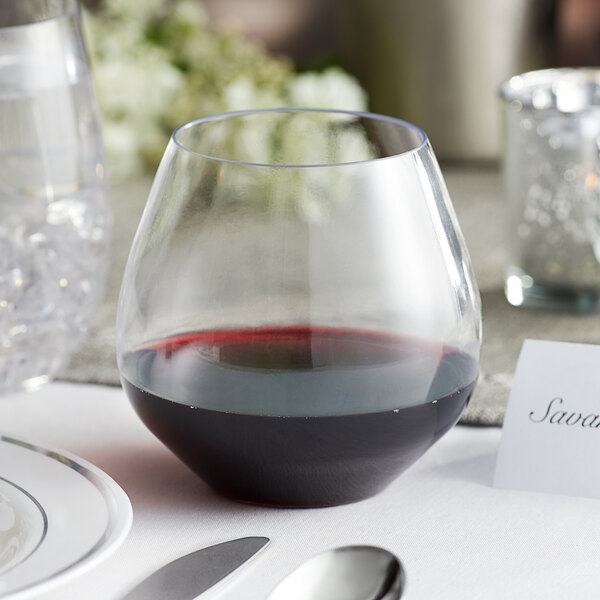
<box><xmin>494</xmin><ymin>339</ymin><xmax>600</xmax><ymax>499</ymax></box>
<box><xmin>528</xmin><ymin>397</ymin><xmax>600</xmax><ymax>428</ymax></box>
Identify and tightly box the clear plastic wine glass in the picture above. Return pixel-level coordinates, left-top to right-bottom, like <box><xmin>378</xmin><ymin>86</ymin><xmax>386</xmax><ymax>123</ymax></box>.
<box><xmin>116</xmin><ymin>108</ymin><xmax>481</xmax><ymax>507</ymax></box>
<box><xmin>0</xmin><ymin>0</ymin><xmax>110</xmax><ymax>393</ymax></box>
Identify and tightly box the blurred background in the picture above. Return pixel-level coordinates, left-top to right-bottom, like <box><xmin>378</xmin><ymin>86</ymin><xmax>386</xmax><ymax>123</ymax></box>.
<box><xmin>82</xmin><ymin>0</ymin><xmax>600</xmax><ymax>176</ymax></box>
<box><xmin>204</xmin><ymin>0</ymin><xmax>600</xmax><ymax>161</ymax></box>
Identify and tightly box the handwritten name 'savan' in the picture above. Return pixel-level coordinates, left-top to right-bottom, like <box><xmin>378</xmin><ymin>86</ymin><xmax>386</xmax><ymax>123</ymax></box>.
<box><xmin>529</xmin><ymin>397</ymin><xmax>600</xmax><ymax>427</ymax></box>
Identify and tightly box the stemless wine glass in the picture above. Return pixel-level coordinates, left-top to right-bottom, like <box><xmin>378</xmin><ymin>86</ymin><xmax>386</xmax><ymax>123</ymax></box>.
<box><xmin>0</xmin><ymin>0</ymin><xmax>110</xmax><ymax>393</ymax></box>
<box><xmin>117</xmin><ymin>108</ymin><xmax>481</xmax><ymax>507</ymax></box>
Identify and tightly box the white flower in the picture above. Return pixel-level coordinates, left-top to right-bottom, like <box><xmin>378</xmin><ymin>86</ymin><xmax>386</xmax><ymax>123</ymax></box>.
<box><xmin>83</xmin><ymin>1</ymin><xmax>369</xmax><ymax>182</ymax></box>
<box><xmin>103</xmin><ymin>0</ymin><xmax>164</xmax><ymax>23</ymax></box>
<box><xmin>287</xmin><ymin>67</ymin><xmax>368</xmax><ymax>112</ymax></box>
<box><xmin>101</xmin><ymin>122</ymin><xmax>145</xmax><ymax>182</ymax></box>
<box><xmin>95</xmin><ymin>51</ymin><xmax>182</xmax><ymax>120</ymax></box>
<box><xmin>170</xmin><ymin>0</ymin><xmax>208</xmax><ymax>27</ymax></box>
<box><xmin>222</xmin><ymin>77</ymin><xmax>281</xmax><ymax>112</ymax></box>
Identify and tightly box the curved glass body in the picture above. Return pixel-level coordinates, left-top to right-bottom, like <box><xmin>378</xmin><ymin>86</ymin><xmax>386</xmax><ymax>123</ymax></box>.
<box><xmin>117</xmin><ymin>109</ymin><xmax>481</xmax><ymax>507</ymax></box>
<box><xmin>0</xmin><ymin>0</ymin><xmax>110</xmax><ymax>392</ymax></box>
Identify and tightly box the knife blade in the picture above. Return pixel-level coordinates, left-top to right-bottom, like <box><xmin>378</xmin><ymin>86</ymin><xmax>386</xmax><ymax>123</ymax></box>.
<box><xmin>120</xmin><ymin>536</ymin><xmax>269</xmax><ymax>600</ymax></box>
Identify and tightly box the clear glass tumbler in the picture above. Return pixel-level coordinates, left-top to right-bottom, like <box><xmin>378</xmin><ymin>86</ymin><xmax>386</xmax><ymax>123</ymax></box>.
<box><xmin>0</xmin><ymin>0</ymin><xmax>110</xmax><ymax>392</ymax></box>
<box><xmin>117</xmin><ymin>109</ymin><xmax>481</xmax><ymax>507</ymax></box>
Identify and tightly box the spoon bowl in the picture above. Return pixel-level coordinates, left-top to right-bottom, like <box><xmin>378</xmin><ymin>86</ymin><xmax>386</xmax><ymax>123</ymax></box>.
<box><xmin>267</xmin><ymin>545</ymin><xmax>404</xmax><ymax>600</ymax></box>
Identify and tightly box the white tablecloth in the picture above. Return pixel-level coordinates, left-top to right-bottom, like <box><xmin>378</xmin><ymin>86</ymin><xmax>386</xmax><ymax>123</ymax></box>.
<box><xmin>1</xmin><ymin>383</ymin><xmax>599</xmax><ymax>600</ymax></box>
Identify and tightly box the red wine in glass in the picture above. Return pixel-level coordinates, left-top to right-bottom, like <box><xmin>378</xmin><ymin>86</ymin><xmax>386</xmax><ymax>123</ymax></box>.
<box><xmin>116</xmin><ymin>109</ymin><xmax>481</xmax><ymax>506</ymax></box>
<box><xmin>121</xmin><ymin>326</ymin><xmax>477</xmax><ymax>507</ymax></box>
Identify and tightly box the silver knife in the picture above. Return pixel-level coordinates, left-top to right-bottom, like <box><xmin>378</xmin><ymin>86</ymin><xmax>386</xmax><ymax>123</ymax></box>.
<box><xmin>120</xmin><ymin>536</ymin><xmax>269</xmax><ymax>600</ymax></box>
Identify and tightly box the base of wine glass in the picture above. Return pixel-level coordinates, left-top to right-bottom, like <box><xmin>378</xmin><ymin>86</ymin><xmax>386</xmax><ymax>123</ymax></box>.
<box><xmin>210</xmin><ymin>474</ymin><xmax>394</xmax><ymax>509</ymax></box>
<box><xmin>123</xmin><ymin>376</ymin><xmax>474</xmax><ymax>508</ymax></box>
<box><xmin>505</xmin><ymin>270</ymin><xmax>600</xmax><ymax>313</ymax></box>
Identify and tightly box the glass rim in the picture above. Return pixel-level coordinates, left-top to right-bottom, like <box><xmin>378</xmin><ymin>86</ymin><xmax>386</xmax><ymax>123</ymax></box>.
<box><xmin>0</xmin><ymin>0</ymin><xmax>78</xmax><ymax>30</ymax></box>
<box><xmin>499</xmin><ymin>67</ymin><xmax>600</xmax><ymax>109</ymax></box>
<box><xmin>171</xmin><ymin>108</ymin><xmax>429</xmax><ymax>168</ymax></box>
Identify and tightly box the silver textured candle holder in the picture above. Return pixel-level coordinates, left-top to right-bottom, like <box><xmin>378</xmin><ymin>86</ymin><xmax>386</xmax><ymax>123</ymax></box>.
<box><xmin>501</xmin><ymin>68</ymin><xmax>600</xmax><ymax>312</ymax></box>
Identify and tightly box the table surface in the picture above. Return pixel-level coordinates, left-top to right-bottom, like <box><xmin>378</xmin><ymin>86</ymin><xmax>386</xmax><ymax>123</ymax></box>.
<box><xmin>2</xmin><ymin>382</ymin><xmax>599</xmax><ymax>600</ymax></box>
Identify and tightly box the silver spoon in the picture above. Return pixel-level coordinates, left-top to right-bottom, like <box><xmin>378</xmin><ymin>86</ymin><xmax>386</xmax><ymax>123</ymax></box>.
<box><xmin>267</xmin><ymin>545</ymin><xmax>405</xmax><ymax>600</ymax></box>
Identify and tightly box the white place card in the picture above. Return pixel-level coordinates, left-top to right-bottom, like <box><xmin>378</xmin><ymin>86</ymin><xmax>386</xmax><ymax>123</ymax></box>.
<box><xmin>494</xmin><ymin>339</ymin><xmax>600</xmax><ymax>499</ymax></box>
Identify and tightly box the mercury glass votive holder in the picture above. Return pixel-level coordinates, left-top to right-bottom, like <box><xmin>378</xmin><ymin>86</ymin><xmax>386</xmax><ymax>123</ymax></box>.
<box><xmin>500</xmin><ymin>68</ymin><xmax>600</xmax><ymax>311</ymax></box>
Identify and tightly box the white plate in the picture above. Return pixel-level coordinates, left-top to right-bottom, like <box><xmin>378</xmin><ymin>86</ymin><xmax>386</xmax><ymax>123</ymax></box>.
<box><xmin>0</xmin><ymin>435</ymin><xmax>132</xmax><ymax>598</ymax></box>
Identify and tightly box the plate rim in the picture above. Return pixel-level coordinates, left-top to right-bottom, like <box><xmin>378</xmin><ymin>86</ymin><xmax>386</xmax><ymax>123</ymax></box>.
<box><xmin>0</xmin><ymin>434</ymin><xmax>133</xmax><ymax>599</ymax></box>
